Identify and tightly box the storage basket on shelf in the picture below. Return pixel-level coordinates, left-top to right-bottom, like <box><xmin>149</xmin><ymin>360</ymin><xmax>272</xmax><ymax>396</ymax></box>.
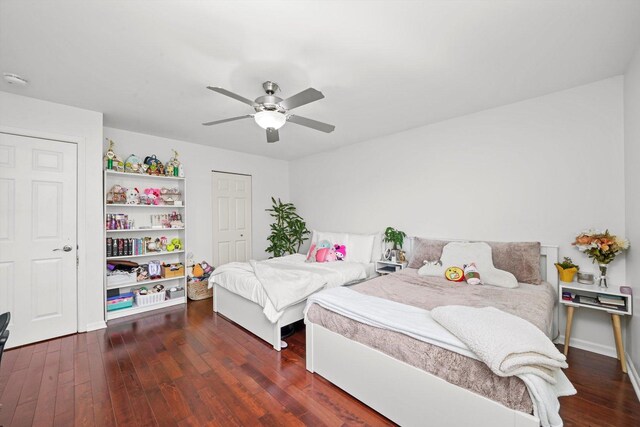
<box><xmin>187</xmin><ymin>280</ymin><xmax>213</xmax><ymax>300</ymax></box>
<box><xmin>134</xmin><ymin>292</ymin><xmax>166</xmax><ymax>306</ymax></box>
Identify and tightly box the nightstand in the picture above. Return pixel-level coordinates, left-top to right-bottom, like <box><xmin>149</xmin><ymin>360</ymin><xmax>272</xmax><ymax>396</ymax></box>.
<box><xmin>375</xmin><ymin>260</ymin><xmax>408</xmax><ymax>275</ymax></box>
<box><xmin>560</xmin><ymin>282</ymin><xmax>633</xmax><ymax>373</ymax></box>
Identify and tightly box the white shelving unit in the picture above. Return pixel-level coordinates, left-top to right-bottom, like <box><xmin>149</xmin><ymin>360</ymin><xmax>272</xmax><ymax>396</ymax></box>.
<box><xmin>104</xmin><ymin>170</ymin><xmax>187</xmax><ymax>321</ymax></box>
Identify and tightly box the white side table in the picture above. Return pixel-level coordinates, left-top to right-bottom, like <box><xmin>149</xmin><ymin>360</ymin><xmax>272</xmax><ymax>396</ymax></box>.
<box><xmin>375</xmin><ymin>260</ymin><xmax>408</xmax><ymax>275</ymax></box>
<box><xmin>560</xmin><ymin>282</ymin><xmax>633</xmax><ymax>373</ymax></box>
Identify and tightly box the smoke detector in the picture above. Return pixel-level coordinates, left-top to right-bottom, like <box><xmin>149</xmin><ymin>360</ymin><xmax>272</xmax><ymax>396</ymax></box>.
<box><xmin>3</xmin><ymin>73</ymin><xmax>28</xmax><ymax>86</ymax></box>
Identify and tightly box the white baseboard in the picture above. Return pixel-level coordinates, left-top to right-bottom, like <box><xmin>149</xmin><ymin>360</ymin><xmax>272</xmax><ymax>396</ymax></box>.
<box><xmin>626</xmin><ymin>354</ymin><xmax>640</xmax><ymax>403</ymax></box>
<box><xmin>85</xmin><ymin>320</ymin><xmax>107</xmax><ymax>332</ymax></box>
<box><xmin>555</xmin><ymin>334</ymin><xmax>617</xmax><ymax>358</ymax></box>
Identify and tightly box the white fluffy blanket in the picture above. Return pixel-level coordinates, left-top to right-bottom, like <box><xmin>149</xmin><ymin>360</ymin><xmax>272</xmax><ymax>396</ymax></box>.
<box><xmin>431</xmin><ymin>305</ymin><xmax>576</xmax><ymax>427</ymax></box>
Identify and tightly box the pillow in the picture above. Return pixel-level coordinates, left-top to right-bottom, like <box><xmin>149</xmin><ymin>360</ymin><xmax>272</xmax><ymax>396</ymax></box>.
<box><xmin>417</xmin><ymin>242</ymin><xmax>518</xmax><ymax>288</ymax></box>
<box><xmin>408</xmin><ymin>238</ymin><xmax>449</xmax><ymax>268</ymax></box>
<box><xmin>487</xmin><ymin>241</ymin><xmax>542</xmax><ymax>285</ymax></box>
<box><xmin>371</xmin><ymin>233</ymin><xmax>383</xmax><ymax>262</ymax></box>
<box><xmin>347</xmin><ymin>233</ymin><xmax>376</xmax><ymax>263</ymax></box>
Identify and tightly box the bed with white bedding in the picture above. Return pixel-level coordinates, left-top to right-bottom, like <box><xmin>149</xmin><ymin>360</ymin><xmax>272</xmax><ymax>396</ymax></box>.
<box><xmin>208</xmin><ymin>231</ymin><xmax>381</xmax><ymax>350</ymax></box>
<box><xmin>305</xmin><ymin>240</ymin><xmax>573</xmax><ymax>427</ymax></box>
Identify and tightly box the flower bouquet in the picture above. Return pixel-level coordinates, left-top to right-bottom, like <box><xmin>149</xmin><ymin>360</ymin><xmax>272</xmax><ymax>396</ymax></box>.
<box><xmin>573</xmin><ymin>229</ymin><xmax>629</xmax><ymax>287</ymax></box>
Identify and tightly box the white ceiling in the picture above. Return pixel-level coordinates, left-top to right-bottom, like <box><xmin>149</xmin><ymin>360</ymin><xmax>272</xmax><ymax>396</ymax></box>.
<box><xmin>1</xmin><ymin>1</ymin><xmax>640</xmax><ymax>160</ymax></box>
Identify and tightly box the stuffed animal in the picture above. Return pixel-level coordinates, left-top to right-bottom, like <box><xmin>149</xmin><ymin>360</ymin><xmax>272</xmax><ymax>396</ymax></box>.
<box><xmin>192</xmin><ymin>263</ymin><xmax>204</xmax><ymax>277</ymax></box>
<box><xmin>307</xmin><ymin>240</ymin><xmax>333</xmax><ymax>263</ymax></box>
<box><xmin>334</xmin><ymin>244</ymin><xmax>346</xmax><ymax>261</ymax></box>
<box><xmin>144</xmin><ymin>188</ymin><xmax>162</xmax><ymax>205</ymax></box>
<box><xmin>444</xmin><ymin>266</ymin><xmax>465</xmax><ymax>282</ymax></box>
<box><xmin>171</xmin><ymin>237</ymin><xmax>182</xmax><ymax>250</ymax></box>
<box><xmin>464</xmin><ymin>263</ymin><xmax>482</xmax><ymax>285</ymax></box>
<box><xmin>125</xmin><ymin>187</ymin><xmax>140</xmax><ymax>205</ymax></box>
<box><xmin>325</xmin><ymin>246</ymin><xmax>337</xmax><ymax>262</ymax></box>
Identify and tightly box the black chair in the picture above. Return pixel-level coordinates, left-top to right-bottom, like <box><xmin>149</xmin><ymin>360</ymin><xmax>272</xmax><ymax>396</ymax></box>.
<box><xmin>0</xmin><ymin>312</ymin><xmax>10</xmax><ymax>368</ymax></box>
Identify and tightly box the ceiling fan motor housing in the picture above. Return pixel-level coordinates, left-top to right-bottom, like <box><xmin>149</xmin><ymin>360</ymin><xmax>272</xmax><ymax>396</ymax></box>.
<box><xmin>254</xmin><ymin>95</ymin><xmax>285</xmax><ymax>113</ymax></box>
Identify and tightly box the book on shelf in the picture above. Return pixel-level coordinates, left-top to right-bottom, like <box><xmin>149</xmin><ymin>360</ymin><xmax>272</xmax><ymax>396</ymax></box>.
<box><xmin>597</xmin><ymin>294</ymin><xmax>625</xmax><ymax>306</ymax></box>
<box><xmin>574</xmin><ymin>295</ymin><xmax>626</xmax><ymax>310</ymax></box>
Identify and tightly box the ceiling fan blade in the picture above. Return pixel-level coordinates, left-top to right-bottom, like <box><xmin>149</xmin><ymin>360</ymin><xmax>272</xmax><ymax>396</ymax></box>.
<box><xmin>287</xmin><ymin>115</ymin><xmax>335</xmax><ymax>133</ymax></box>
<box><xmin>202</xmin><ymin>115</ymin><xmax>252</xmax><ymax>126</ymax></box>
<box><xmin>207</xmin><ymin>86</ymin><xmax>256</xmax><ymax>107</ymax></box>
<box><xmin>279</xmin><ymin>88</ymin><xmax>324</xmax><ymax>110</ymax></box>
<box><xmin>266</xmin><ymin>128</ymin><xmax>279</xmax><ymax>143</ymax></box>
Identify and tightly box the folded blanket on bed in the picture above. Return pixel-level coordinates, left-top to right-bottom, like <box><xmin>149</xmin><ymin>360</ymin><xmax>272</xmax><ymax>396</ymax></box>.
<box><xmin>431</xmin><ymin>306</ymin><xmax>567</xmax><ymax>382</ymax></box>
<box><xmin>431</xmin><ymin>305</ymin><xmax>576</xmax><ymax>427</ymax></box>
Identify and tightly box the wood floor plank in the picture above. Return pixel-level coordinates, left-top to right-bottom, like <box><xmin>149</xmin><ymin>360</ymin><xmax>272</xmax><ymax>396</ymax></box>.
<box><xmin>0</xmin><ymin>368</ymin><xmax>28</xmax><ymax>426</ymax></box>
<box><xmin>31</xmin><ymin>349</ymin><xmax>61</xmax><ymax>427</ymax></box>
<box><xmin>2</xmin><ymin>298</ymin><xmax>639</xmax><ymax>427</ymax></box>
<box><xmin>73</xmin><ymin>380</ymin><xmax>95</xmax><ymax>426</ymax></box>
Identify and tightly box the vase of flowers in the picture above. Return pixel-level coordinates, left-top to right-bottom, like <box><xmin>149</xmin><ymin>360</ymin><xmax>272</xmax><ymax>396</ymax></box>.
<box><xmin>573</xmin><ymin>229</ymin><xmax>629</xmax><ymax>288</ymax></box>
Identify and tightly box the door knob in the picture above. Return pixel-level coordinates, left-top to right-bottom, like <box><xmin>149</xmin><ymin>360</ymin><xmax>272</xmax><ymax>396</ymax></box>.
<box><xmin>53</xmin><ymin>245</ymin><xmax>73</xmax><ymax>252</ymax></box>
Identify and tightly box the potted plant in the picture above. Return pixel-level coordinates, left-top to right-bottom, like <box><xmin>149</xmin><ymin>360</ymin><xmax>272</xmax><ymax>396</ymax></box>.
<box><xmin>265</xmin><ymin>197</ymin><xmax>310</xmax><ymax>258</ymax></box>
<box><xmin>555</xmin><ymin>257</ymin><xmax>579</xmax><ymax>283</ymax></box>
<box><xmin>384</xmin><ymin>227</ymin><xmax>407</xmax><ymax>261</ymax></box>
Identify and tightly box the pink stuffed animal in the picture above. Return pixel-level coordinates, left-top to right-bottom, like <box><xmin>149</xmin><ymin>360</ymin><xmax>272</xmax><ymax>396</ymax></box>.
<box><xmin>334</xmin><ymin>244</ymin><xmax>346</xmax><ymax>261</ymax></box>
<box><xmin>144</xmin><ymin>188</ymin><xmax>162</xmax><ymax>205</ymax></box>
<box><xmin>324</xmin><ymin>247</ymin><xmax>337</xmax><ymax>262</ymax></box>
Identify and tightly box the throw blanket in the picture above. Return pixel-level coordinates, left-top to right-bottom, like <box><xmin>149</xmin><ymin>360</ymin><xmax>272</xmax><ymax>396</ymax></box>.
<box><xmin>211</xmin><ymin>261</ymin><xmax>326</xmax><ymax>312</ymax></box>
<box><xmin>431</xmin><ymin>306</ymin><xmax>576</xmax><ymax>427</ymax></box>
<box><xmin>306</xmin><ymin>288</ymin><xmax>575</xmax><ymax>427</ymax></box>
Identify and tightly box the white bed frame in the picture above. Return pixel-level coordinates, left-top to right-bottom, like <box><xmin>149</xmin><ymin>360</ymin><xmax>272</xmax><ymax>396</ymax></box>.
<box><xmin>213</xmin><ymin>283</ymin><xmax>306</xmax><ymax>351</ymax></box>
<box><xmin>306</xmin><ymin>245</ymin><xmax>559</xmax><ymax>427</ymax></box>
<box><xmin>213</xmin><ymin>277</ymin><xmax>368</xmax><ymax>351</ymax></box>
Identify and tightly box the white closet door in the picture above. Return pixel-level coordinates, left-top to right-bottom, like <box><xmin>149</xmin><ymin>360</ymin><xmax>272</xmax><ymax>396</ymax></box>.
<box><xmin>212</xmin><ymin>172</ymin><xmax>252</xmax><ymax>266</ymax></box>
<box><xmin>0</xmin><ymin>133</ymin><xmax>78</xmax><ymax>348</ymax></box>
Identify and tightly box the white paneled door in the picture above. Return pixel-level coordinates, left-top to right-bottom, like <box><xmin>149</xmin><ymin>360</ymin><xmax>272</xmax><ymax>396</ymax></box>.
<box><xmin>0</xmin><ymin>133</ymin><xmax>78</xmax><ymax>348</ymax></box>
<box><xmin>212</xmin><ymin>172</ymin><xmax>251</xmax><ymax>266</ymax></box>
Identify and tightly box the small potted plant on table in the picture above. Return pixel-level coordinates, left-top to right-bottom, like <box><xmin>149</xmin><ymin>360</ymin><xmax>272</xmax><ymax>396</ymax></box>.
<box><xmin>384</xmin><ymin>227</ymin><xmax>407</xmax><ymax>262</ymax></box>
<box><xmin>555</xmin><ymin>257</ymin><xmax>579</xmax><ymax>283</ymax></box>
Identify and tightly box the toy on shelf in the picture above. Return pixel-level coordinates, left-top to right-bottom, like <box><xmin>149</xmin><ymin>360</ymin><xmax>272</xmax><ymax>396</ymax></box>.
<box><xmin>125</xmin><ymin>188</ymin><xmax>140</xmax><ymax>205</ymax></box>
<box><xmin>143</xmin><ymin>188</ymin><xmax>162</xmax><ymax>205</ymax></box>
<box><xmin>166</xmin><ymin>149</ymin><xmax>184</xmax><ymax>177</ymax></box>
<box><xmin>160</xmin><ymin>187</ymin><xmax>182</xmax><ymax>205</ymax></box>
<box><xmin>107</xmin><ymin>185</ymin><xmax>127</xmax><ymax>204</ymax></box>
<box><xmin>144</xmin><ymin>155</ymin><xmax>163</xmax><ymax>176</ymax></box>
<box><xmin>104</xmin><ymin>139</ymin><xmax>124</xmax><ymax>172</ymax></box>
<box><xmin>124</xmin><ymin>154</ymin><xmax>144</xmax><ymax>174</ymax></box>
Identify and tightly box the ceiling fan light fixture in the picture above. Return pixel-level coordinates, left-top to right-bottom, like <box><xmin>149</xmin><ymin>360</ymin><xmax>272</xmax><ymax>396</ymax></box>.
<box><xmin>254</xmin><ymin>110</ymin><xmax>286</xmax><ymax>130</ymax></box>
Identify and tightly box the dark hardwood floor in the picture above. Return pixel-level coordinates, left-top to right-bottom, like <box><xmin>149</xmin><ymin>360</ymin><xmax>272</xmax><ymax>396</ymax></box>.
<box><xmin>0</xmin><ymin>299</ymin><xmax>638</xmax><ymax>426</ymax></box>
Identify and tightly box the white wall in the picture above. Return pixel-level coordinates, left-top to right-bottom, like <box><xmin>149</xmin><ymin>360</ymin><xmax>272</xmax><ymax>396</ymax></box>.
<box><xmin>290</xmin><ymin>77</ymin><xmax>626</xmax><ymax>354</ymax></box>
<box><xmin>624</xmin><ymin>45</ymin><xmax>640</xmax><ymax>375</ymax></box>
<box><xmin>0</xmin><ymin>91</ymin><xmax>104</xmax><ymax>331</ymax></box>
<box><xmin>103</xmin><ymin>127</ymin><xmax>289</xmax><ymax>263</ymax></box>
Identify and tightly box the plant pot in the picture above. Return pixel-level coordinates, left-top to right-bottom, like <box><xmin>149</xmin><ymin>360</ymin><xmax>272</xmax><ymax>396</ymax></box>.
<box><xmin>556</xmin><ymin>265</ymin><xmax>578</xmax><ymax>283</ymax></box>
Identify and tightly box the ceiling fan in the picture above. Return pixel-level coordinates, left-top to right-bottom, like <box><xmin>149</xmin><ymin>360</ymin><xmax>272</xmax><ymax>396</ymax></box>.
<box><xmin>203</xmin><ymin>81</ymin><xmax>335</xmax><ymax>143</ymax></box>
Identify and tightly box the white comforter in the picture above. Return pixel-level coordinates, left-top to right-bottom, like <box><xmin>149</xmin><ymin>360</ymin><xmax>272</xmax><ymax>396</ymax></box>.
<box><xmin>210</xmin><ymin>254</ymin><xmax>368</xmax><ymax>322</ymax></box>
<box><xmin>306</xmin><ymin>287</ymin><xmax>576</xmax><ymax>427</ymax></box>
